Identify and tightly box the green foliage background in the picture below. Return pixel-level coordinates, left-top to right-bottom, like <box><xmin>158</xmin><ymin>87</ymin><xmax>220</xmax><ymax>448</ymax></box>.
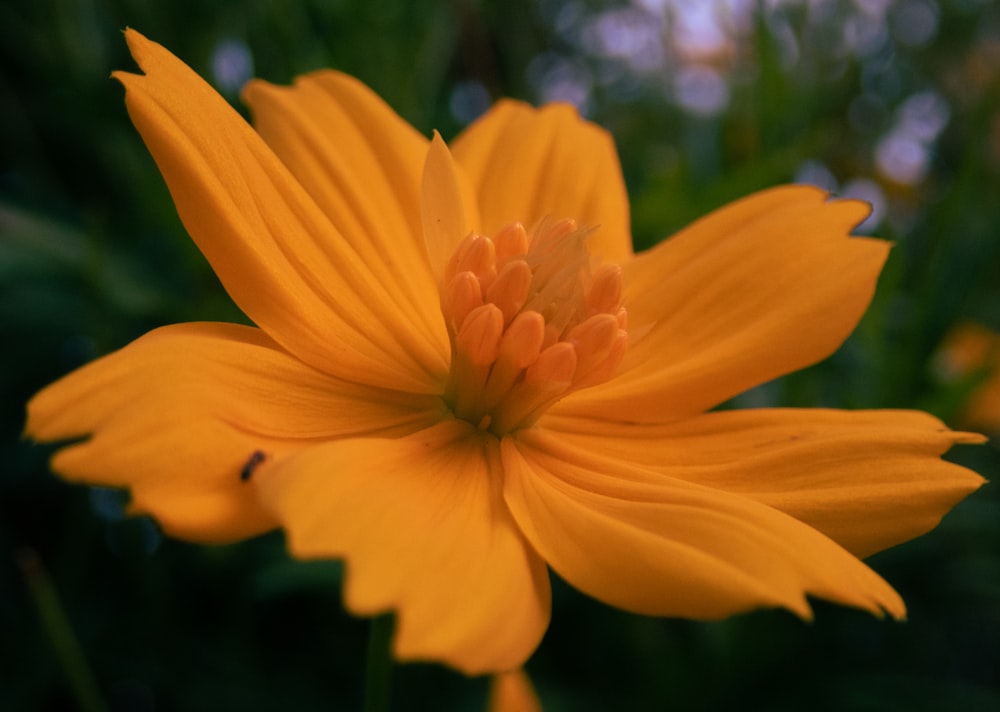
<box><xmin>2</xmin><ymin>0</ymin><xmax>999</xmax><ymax>710</ymax></box>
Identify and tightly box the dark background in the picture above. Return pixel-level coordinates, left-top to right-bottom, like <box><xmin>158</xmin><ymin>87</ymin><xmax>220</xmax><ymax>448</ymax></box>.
<box><xmin>2</xmin><ymin>0</ymin><xmax>999</xmax><ymax>710</ymax></box>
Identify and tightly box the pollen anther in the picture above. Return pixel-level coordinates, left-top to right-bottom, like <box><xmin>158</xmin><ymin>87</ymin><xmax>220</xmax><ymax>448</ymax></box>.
<box><xmin>487</xmin><ymin>260</ymin><xmax>533</xmax><ymax>325</ymax></box>
<box><xmin>456</xmin><ymin>304</ymin><xmax>504</xmax><ymax>366</ymax></box>
<box><xmin>444</xmin><ymin>271</ymin><xmax>483</xmax><ymax>329</ymax></box>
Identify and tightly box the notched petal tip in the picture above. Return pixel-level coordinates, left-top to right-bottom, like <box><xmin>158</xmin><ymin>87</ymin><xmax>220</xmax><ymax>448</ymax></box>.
<box><xmin>830</xmin><ymin>194</ymin><xmax>874</xmax><ymax>229</ymax></box>
<box><xmin>109</xmin><ymin>30</ymin><xmax>148</xmax><ymax>84</ymax></box>
<box><xmin>120</xmin><ymin>27</ymin><xmax>160</xmax><ymax>73</ymax></box>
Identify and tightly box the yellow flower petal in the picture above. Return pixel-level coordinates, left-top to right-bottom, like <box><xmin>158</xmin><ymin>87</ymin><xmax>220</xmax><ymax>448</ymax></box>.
<box><xmin>541</xmin><ymin>408</ymin><xmax>985</xmax><ymax>558</ymax></box>
<box><xmin>115</xmin><ymin>29</ymin><xmax>446</xmax><ymax>393</ymax></box>
<box><xmin>421</xmin><ymin>132</ymin><xmax>482</xmax><ymax>280</ymax></box>
<box><xmin>488</xmin><ymin>669</ymin><xmax>542</xmax><ymax>712</ymax></box>
<box><xmin>254</xmin><ymin>420</ymin><xmax>550</xmax><ymax>675</ymax></box>
<box><xmin>451</xmin><ymin>100</ymin><xmax>632</xmax><ymax>264</ymax></box>
<box><xmin>503</xmin><ymin>429</ymin><xmax>907</xmax><ymax>622</ymax></box>
<box><xmin>26</xmin><ymin>322</ymin><xmax>443</xmax><ymax>542</ymax></box>
<box><xmin>242</xmin><ymin>72</ymin><xmax>447</xmax><ymax>353</ymax></box>
<box><xmin>556</xmin><ymin>186</ymin><xmax>889</xmax><ymax>422</ymax></box>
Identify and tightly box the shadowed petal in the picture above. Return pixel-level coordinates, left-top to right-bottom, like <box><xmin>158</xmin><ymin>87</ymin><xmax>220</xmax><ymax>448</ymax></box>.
<box><xmin>114</xmin><ymin>30</ymin><xmax>446</xmax><ymax>393</ymax></box>
<box><xmin>503</xmin><ymin>429</ymin><xmax>907</xmax><ymax>622</ymax></box>
<box><xmin>26</xmin><ymin>322</ymin><xmax>444</xmax><ymax>542</ymax></box>
<box><xmin>541</xmin><ymin>409</ymin><xmax>986</xmax><ymax>558</ymax></box>
<box><xmin>243</xmin><ymin>73</ymin><xmax>447</xmax><ymax>353</ymax></box>
<box><xmin>556</xmin><ymin>186</ymin><xmax>889</xmax><ymax>422</ymax></box>
<box><xmin>451</xmin><ymin>100</ymin><xmax>632</xmax><ymax>263</ymax></box>
<box><xmin>255</xmin><ymin>421</ymin><xmax>551</xmax><ymax>674</ymax></box>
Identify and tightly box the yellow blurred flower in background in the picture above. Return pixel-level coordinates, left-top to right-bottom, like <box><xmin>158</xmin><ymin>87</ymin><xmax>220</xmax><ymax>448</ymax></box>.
<box><xmin>27</xmin><ymin>30</ymin><xmax>984</xmax><ymax>676</ymax></box>
<box><xmin>937</xmin><ymin>322</ymin><xmax>1000</xmax><ymax>432</ymax></box>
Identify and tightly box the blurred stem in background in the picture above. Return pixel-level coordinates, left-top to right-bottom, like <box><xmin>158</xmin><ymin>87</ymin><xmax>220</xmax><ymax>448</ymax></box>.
<box><xmin>17</xmin><ymin>548</ymin><xmax>108</xmax><ymax>712</ymax></box>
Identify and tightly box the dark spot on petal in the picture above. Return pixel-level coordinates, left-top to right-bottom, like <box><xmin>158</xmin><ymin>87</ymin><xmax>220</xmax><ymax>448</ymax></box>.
<box><xmin>240</xmin><ymin>450</ymin><xmax>267</xmax><ymax>482</ymax></box>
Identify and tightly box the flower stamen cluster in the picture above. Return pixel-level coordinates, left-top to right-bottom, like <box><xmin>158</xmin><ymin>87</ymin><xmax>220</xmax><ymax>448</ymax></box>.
<box><xmin>440</xmin><ymin>219</ymin><xmax>628</xmax><ymax>435</ymax></box>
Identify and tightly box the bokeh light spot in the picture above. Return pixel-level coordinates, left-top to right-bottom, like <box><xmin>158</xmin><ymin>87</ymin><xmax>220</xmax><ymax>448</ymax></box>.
<box><xmin>211</xmin><ymin>38</ymin><xmax>254</xmax><ymax>95</ymax></box>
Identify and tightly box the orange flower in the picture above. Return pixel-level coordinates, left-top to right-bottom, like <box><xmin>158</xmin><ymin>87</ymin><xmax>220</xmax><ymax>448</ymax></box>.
<box><xmin>27</xmin><ymin>31</ymin><xmax>985</xmax><ymax>675</ymax></box>
<box><xmin>937</xmin><ymin>323</ymin><xmax>1000</xmax><ymax>432</ymax></box>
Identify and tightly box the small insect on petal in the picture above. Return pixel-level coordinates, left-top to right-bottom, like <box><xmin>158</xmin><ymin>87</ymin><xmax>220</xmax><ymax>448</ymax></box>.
<box><xmin>240</xmin><ymin>450</ymin><xmax>267</xmax><ymax>482</ymax></box>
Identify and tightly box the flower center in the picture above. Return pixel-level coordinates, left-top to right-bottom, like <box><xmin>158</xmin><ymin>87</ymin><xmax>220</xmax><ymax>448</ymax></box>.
<box><xmin>440</xmin><ymin>219</ymin><xmax>628</xmax><ymax>435</ymax></box>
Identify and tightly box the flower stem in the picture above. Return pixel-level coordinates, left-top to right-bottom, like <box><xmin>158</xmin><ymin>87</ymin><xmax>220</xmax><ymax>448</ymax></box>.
<box><xmin>18</xmin><ymin>548</ymin><xmax>108</xmax><ymax>712</ymax></box>
<box><xmin>363</xmin><ymin>614</ymin><xmax>394</xmax><ymax>712</ymax></box>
